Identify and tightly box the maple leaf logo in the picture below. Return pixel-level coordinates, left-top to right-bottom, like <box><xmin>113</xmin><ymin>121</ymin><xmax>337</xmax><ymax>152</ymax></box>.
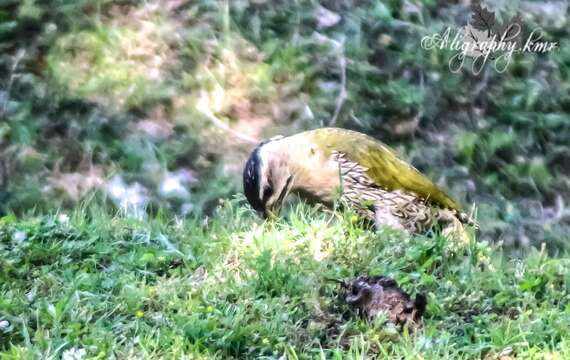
<box><xmin>464</xmin><ymin>0</ymin><xmax>522</xmax><ymax>58</ymax></box>
<box><xmin>494</xmin><ymin>14</ymin><xmax>523</xmax><ymax>42</ymax></box>
<box><xmin>469</xmin><ymin>0</ymin><xmax>496</xmax><ymax>36</ymax></box>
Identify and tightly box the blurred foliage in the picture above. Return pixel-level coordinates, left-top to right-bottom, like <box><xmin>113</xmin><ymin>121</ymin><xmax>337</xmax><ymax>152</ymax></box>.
<box><xmin>0</xmin><ymin>0</ymin><xmax>569</xmax><ymax>249</ymax></box>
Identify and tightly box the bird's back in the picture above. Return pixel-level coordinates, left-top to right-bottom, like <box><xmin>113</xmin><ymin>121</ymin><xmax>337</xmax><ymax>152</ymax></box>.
<box><xmin>301</xmin><ymin>127</ymin><xmax>463</xmax><ymax>212</ymax></box>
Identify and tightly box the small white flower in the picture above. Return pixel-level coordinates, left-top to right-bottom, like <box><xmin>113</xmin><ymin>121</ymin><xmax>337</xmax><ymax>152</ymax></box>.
<box><xmin>0</xmin><ymin>320</ymin><xmax>10</xmax><ymax>330</ymax></box>
<box><xmin>62</xmin><ymin>347</ymin><xmax>86</xmax><ymax>360</ymax></box>
<box><xmin>13</xmin><ymin>231</ymin><xmax>27</xmax><ymax>243</ymax></box>
<box><xmin>45</xmin><ymin>23</ymin><xmax>57</xmax><ymax>34</ymax></box>
<box><xmin>57</xmin><ymin>214</ymin><xmax>70</xmax><ymax>223</ymax></box>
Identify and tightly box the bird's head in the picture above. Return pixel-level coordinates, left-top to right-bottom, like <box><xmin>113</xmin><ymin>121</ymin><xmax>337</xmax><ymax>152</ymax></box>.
<box><xmin>243</xmin><ymin>136</ymin><xmax>294</xmax><ymax>219</ymax></box>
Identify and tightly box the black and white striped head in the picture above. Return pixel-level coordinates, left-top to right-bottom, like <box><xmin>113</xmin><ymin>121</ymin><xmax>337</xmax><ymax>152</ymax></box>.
<box><xmin>243</xmin><ymin>136</ymin><xmax>293</xmax><ymax>218</ymax></box>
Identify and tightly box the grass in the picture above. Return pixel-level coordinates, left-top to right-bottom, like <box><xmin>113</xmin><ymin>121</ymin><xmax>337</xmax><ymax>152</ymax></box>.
<box><xmin>1</xmin><ymin>197</ymin><xmax>569</xmax><ymax>359</ymax></box>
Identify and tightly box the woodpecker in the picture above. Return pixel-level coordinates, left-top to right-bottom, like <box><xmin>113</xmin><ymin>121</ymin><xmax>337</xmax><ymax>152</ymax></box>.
<box><xmin>243</xmin><ymin>128</ymin><xmax>475</xmax><ymax>235</ymax></box>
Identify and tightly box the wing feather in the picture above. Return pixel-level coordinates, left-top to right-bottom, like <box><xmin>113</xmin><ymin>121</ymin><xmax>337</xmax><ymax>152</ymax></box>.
<box><xmin>306</xmin><ymin>128</ymin><xmax>462</xmax><ymax>211</ymax></box>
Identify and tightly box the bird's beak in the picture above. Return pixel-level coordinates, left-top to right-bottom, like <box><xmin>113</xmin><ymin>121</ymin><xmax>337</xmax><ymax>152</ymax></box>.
<box><xmin>260</xmin><ymin>175</ymin><xmax>293</xmax><ymax>221</ymax></box>
<box><xmin>266</xmin><ymin>209</ymin><xmax>278</xmax><ymax>220</ymax></box>
<box><xmin>263</xmin><ymin>206</ymin><xmax>279</xmax><ymax>221</ymax></box>
<box><xmin>258</xmin><ymin>207</ymin><xmax>276</xmax><ymax>220</ymax></box>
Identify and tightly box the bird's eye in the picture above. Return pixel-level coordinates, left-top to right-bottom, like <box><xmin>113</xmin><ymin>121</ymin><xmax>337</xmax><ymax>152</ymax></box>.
<box><xmin>262</xmin><ymin>184</ymin><xmax>273</xmax><ymax>202</ymax></box>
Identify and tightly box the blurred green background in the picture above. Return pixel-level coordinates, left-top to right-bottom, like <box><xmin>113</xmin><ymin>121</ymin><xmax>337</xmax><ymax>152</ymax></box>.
<box><xmin>1</xmin><ymin>0</ymin><xmax>569</xmax><ymax>251</ymax></box>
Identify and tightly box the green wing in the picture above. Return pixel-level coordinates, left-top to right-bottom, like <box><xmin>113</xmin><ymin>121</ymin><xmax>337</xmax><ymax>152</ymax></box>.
<box><xmin>307</xmin><ymin>127</ymin><xmax>462</xmax><ymax>211</ymax></box>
